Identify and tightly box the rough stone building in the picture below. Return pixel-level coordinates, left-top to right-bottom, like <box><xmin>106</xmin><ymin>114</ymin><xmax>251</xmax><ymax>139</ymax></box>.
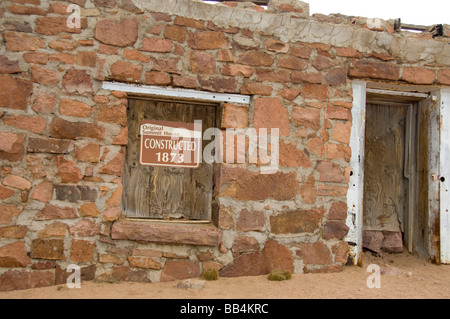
<box><xmin>0</xmin><ymin>0</ymin><xmax>449</xmax><ymax>291</ymax></box>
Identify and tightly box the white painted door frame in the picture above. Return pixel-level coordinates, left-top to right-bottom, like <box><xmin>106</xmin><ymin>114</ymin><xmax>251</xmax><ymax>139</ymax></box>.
<box><xmin>346</xmin><ymin>82</ymin><xmax>450</xmax><ymax>265</ymax></box>
<box><xmin>440</xmin><ymin>89</ymin><xmax>450</xmax><ymax>264</ymax></box>
<box><xmin>345</xmin><ymin>80</ymin><xmax>366</xmax><ymax>266</ymax></box>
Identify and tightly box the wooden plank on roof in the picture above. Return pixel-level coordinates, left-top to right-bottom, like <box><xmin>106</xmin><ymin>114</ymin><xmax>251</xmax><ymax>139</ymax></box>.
<box><xmin>204</xmin><ymin>0</ymin><xmax>270</xmax><ymax>5</ymax></box>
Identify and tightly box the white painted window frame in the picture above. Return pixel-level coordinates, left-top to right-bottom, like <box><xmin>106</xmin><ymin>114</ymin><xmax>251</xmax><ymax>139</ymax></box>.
<box><xmin>101</xmin><ymin>82</ymin><xmax>251</xmax><ymax>104</ymax></box>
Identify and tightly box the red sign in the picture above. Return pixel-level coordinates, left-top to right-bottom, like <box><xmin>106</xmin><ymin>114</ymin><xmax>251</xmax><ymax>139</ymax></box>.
<box><xmin>139</xmin><ymin>120</ymin><xmax>202</xmax><ymax>168</ymax></box>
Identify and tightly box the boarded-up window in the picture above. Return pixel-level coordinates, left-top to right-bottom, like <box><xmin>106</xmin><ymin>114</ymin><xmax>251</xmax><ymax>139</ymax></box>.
<box><xmin>122</xmin><ymin>99</ymin><xmax>216</xmax><ymax>220</ymax></box>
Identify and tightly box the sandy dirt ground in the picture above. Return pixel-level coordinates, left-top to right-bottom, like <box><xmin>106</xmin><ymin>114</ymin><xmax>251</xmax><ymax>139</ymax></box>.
<box><xmin>1</xmin><ymin>251</ymin><xmax>449</xmax><ymax>299</ymax></box>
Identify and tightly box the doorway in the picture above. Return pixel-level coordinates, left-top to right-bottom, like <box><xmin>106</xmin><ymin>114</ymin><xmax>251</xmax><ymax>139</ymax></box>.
<box><xmin>363</xmin><ymin>101</ymin><xmax>418</xmax><ymax>255</ymax></box>
<box><xmin>346</xmin><ymin>81</ymin><xmax>448</xmax><ymax>265</ymax></box>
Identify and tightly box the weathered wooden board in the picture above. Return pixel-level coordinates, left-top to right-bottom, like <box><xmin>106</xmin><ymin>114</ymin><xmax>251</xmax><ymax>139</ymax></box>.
<box><xmin>206</xmin><ymin>0</ymin><xmax>269</xmax><ymax>5</ymax></box>
<box><xmin>345</xmin><ymin>80</ymin><xmax>366</xmax><ymax>266</ymax></box>
<box><xmin>363</xmin><ymin>103</ymin><xmax>408</xmax><ymax>232</ymax></box>
<box><xmin>416</xmin><ymin>101</ymin><xmax>430</xmax><ymax>255</ymax></box>
<box><xmin>122</xmin><ymin>99</ymin><xmax>216</xmax><ymax>220</ymax></box>
<box><xmin>426</xmin><ymin>95</ymin><xmax>441</xmax><ymax>263</ymax></box>
<box><xmin>440</xmin><ymin>89</ymin><xmax>450</xmax><ymax>264</ymax></box>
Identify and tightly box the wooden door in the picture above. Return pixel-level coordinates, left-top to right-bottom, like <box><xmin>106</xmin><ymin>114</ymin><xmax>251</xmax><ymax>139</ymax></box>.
<box><xmin>363</xmin><ymin>103</ymin><xmax>409</xmax><ymax>233</ymax></box>
<box><xmin>122</xmin><ymin>99</ymin><xmax>216</xmax><ymax>220</ymax></box>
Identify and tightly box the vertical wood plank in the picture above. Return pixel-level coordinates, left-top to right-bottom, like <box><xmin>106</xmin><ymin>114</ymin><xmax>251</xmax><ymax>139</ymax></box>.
<box><xmin>440</xmin><ymin>89</ymin><xmax>450</xmax><ymax>264</ymax></box>
<box><xmin>417</xmin><ymin>100</ymin><xmax>429</xmax><ymax>250</ymax></box>
<box><xmin>345</xmin><ymin>80</ymin><xmax>366</xmax><ymax>266</ymax></box>
<box><xmin>122</xmin><ymin>99</ymin><xmax>153</xmax><ymax>218</ymax></box>
<box><xmin>422</xmin><ymin>94</ymin><xmax>441</xmax><ymax>263</ymax></box>
<box><xmin>363</xmin><ymin>103</ymin><xmax>407</xmax><ymax>232</ymax></box>
<box><xmin>404</xmin><ymin>103</ymin><xmax>418</xmax><ymax>253</ymax></box>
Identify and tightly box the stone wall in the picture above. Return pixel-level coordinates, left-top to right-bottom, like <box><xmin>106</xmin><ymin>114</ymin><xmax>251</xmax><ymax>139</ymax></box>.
<box><xmin>0</xmin><ymin>0</ymin><xmax>449</xmax><ymax>291</ymax></box>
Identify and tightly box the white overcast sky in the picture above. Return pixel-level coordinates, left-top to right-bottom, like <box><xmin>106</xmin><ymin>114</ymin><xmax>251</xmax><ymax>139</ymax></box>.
<box><xmin>307</xmin><ymin>0</ymin><xmax>449</xmax><ymax>25</ymax></box>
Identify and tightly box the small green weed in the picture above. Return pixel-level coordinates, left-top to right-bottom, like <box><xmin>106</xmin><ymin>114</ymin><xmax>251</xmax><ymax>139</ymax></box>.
<box><xmin>202</xmin><ymin>268</ymin><xmax>219</xmax><ymax>281</ymax></box>
<box><xmin>268</xmin><ymin>269</ymin><xmax>292</xmax><ymax>281</ymax></box>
